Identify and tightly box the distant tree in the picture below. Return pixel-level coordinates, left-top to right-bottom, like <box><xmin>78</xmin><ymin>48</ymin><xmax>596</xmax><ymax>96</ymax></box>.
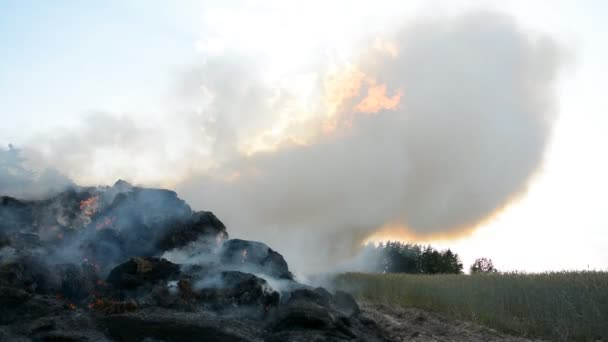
<box><xmin>419</xmin><ymin>245</ymin><xmax>440</xmax><ymax>274</ymax></box>
<box><xmin>418</xmin><ymin>246</ymin><xmax>463</xmax><ymax>274</ymax></box>
<box><xmin>469</xmin><ymin>257</ymin><xmax>498</xmax><ymax>274</ymax></box>
<box><xmin>366</xmin><ymin>242</ymin><xmax>463</xmax><ymax>274</ymax></box>
<box><xmin>396</xmin><ymin>243</ymin><xmax>422</xmax><ymax>273</ymax></box>
<box><xmin>441</xmin><ymin>249</ymin><xmax>464</xmax><ymax>274</ymax></box>
<box><xmin>380</xmin><ymin>241</ymin><xmax>420</xmax><ymax>273</ymax></box>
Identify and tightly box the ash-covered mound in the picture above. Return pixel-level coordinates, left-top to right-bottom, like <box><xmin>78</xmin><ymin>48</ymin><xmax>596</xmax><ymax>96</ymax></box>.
<box><xmin>0</xmin><ymin>181</ymin><xmax>387</xmax><ymax>341</ymax></box>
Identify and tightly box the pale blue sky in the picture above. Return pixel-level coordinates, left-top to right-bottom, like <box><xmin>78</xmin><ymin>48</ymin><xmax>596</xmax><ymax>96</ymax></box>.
<box><xmin>1</xmin><ymin>1</ymin><xmax>200</xmax><ymax>142</ymax></box>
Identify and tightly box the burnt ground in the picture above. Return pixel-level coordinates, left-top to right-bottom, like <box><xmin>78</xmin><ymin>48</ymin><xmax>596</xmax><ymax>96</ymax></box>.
<box><xmin>361</xmin><ymin>303</ymin><xmax>545</xmax><ymax>342</ymax></box>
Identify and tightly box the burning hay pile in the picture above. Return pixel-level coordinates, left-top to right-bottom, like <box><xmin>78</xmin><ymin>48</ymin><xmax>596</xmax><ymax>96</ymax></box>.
<box><xmin>0</xmin><ymin>180</ymin><xmax>386</xmax><ymax>341</ymax></box>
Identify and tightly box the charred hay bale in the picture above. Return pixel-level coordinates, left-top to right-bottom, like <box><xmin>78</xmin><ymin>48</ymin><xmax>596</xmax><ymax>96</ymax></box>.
<box><xmin>0</xmin><ymin>232</ymin><xmax>10</xmax><ymax>248</ymax></box>
<box><xmin>0</xmin><ymin>327</ymin><xmax>27</xmax><ymax>342</ymax></box>
<box><xmin>333</xmin><ymin>290</ymin><xmax>360</xmax><ymax>317</ymax></box>
<box><xmin>7</xmin><ymin>312</ymin><xmax>108</xmax><ymax>342</ymax></box>
<box><xmin>26</xmin><ymin>329</ymin><xmax>108</xmax><ymax>342</ymax></box>
<box><xmin>78</xmin><ymin>228</ymin><xmax>126</xmax><ymax>272</ymax></box>
<box><xmin>0</xmin><ymin>294</ymin><xmax>66</xmax><ymax>325</ymax></box>
<box><xmin>273</xmin><ymin>301</ymin><xmax>336</xmax><ymax>330</ymax></box>
<box><xmin>106</xmin><ymin>257</ymin><xmax>181</xmax><ymax>289</ymax></box>
<box><xmin>287</xmin><ymin>288</ymin><xmax>333</xmax><ymax>307</ymax></box>
<box><xmin>88</xmin><ymin>298</ymin><xmax>138</xmax><ymax>315</ymax></box>
<box><xmin>0</xmin><ymin>257</ymin><xmax>103</xmax><ymax>302</ymax></box>
<box><xmin>194</xmin><ymin>271</ymin><xmax>280</xmax><ymax>311</ymax></box>
<box><xmin>0</xmin><ymin>286</ymin><xmax>33</xmax><ymax>306</ymax></box>
<box><xmin>268</xmin><ymin>301</ymin><xmax>382</xmax><ymax>342</ymax></box>
<box><xmin>5</xmin><ymin>232</ymin><xmax>43</xmax><ymax>250</ymax></box>
<box><xmin>112</xmin><ymin>179</ymin><xmax>132</xmax><ymax>192</ymax></box>
<box><xmin>90</xmin><ymin>186</ymin><xmax>228</xmax><ymax>259</ymax></box>
<box><xmin>287</xmin><ymin>288</ymin><xmax>359</xmax><ymax>317</ymax></box>
<box><xmin>102</xmin><ymin>308</ymin><xmax>262</xmax><ymax>342</ymax></box>
<box><xmin>144</xmin><ymin>278</ymin><xmax>201</xmax><ymax>311</ymax></box>
<box><xmin>220</xmin><ymin>239</ymin><xmax>293</xmax><ymax>280</ymax></box>
<box><xmin>266</xmin><ymin>288</ymin><xmax>377</xmax><ymax>341</ymax></box>
<box><xmin>104</xmin><ymin>188</ymin><xmax>191</xmax><ymax>227</ymax></box>
<box><xmin>32</xmin><ymin>187</ymin><xmax>100</xmax><ymax>229</ymax></box>
<box><xmin>0</xmin><ymin>196</ymin><xmax>33</xmax><ymax>233</ymax></box>
<box><xmin>54</xmin><ymin>263</ymin><xmax>99</xmax><ymax>301</ymax></box>
<box><xmin>156</xmin><ymin>211</ymin><xmax>228</xmax><ymax>252</ymax></box>
<box><xmin>0</xmin><ymin>256</ymin><xmax>52</xmax><ymax>294</ymax></box>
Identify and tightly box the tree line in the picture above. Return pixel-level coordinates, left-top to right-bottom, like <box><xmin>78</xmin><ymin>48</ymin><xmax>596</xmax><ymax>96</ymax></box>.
<box><xmin>362</xmin><ymin>241</ymin><xmax>498</xmax><ymax>274</ymax></box>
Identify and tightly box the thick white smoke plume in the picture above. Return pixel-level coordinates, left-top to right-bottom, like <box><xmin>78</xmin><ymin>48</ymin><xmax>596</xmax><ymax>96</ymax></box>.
<box><xmin>8</xmin><ymin>11</ymin><xmax>565</xmax><ymax>275</ymax></box>
<box><xmin>177</xmin><ymin>11</ymin><xmax>564</xmax><ymax>274</ymax></box>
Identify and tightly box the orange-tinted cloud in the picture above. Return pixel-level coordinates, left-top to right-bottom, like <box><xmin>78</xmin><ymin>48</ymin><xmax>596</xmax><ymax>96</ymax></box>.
<box><xmin>321</xmin><ymin>66</ymin><xmax>403</xmax><ymax>133</ymax></box>
<box><xmin>363</xmin><ymin>222</ymin><xmax>478</xmax><ymax>245</ymax></box>
<box><xmin>355</xmin><ymin>83</ymin><xmax>403</xmax><ymax>113</ymax></box>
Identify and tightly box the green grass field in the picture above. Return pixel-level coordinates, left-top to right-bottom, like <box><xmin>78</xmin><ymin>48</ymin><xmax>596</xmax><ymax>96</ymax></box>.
<box><xmin>333</xmin><ymin>272</ymin><xmax>608</xmax><ymax>341</ymax></box>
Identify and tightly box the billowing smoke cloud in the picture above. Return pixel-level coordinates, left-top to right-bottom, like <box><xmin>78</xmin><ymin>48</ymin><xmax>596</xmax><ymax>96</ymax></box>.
<box><xmin>0</xmin><ymin>144</ymin><xmax>73</xmax><ymax>199</ymax></box>
<box><xmin>10</xmin><ymin>11</ymin><xmax>564</xmax><ymax>275</ymax></box>
<box><xmin>23</xmin><ymin>111</ymin><xmax>211</xmax><ymax>188</ymax></box>
<box><xmin>176</xmin><ymin>11</ymin><xmax>564</xmax><ymax>274</ymax></box>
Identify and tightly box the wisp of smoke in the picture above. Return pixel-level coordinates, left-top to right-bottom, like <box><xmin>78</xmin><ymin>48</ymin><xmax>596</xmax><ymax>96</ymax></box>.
<box><xmin>0</xmin><ymin>145</ymin><xmax>73</xmax><ymax>199</ymax></box>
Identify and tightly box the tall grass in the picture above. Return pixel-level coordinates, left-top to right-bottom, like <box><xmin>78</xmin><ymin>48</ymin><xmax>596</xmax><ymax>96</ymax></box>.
<box><xmin>334</xmin><ymin>272</ymin><xmax>608</xmax><ymax>341</ymax></box>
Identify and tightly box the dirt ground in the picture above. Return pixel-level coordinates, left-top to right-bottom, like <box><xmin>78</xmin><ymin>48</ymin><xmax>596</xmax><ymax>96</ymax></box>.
<box><xmin>360</xmin><ymin>303</ymin><xmax>545</xmax><ymax>342</ymax></box>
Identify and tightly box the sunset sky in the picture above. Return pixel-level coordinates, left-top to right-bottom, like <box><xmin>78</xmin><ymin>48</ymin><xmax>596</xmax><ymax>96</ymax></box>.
<box><xmin>1</xmin><ymin>0</ymin><xmax>607</xmax><ymax>274</ymax></box>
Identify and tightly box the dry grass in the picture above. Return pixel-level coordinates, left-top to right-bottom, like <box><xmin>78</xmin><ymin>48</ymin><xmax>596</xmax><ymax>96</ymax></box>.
<box><xmin>333</xmin><ymin>272</ymin><xmax>608</xmax><ymax>341</ymax></box>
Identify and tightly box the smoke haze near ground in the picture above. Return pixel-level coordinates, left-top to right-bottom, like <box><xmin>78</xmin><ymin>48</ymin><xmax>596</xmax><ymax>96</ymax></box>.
<box><xmin>3</xmin><ymin>10</ymin><xmax>565</xmax><ymax>275</ymax></box>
